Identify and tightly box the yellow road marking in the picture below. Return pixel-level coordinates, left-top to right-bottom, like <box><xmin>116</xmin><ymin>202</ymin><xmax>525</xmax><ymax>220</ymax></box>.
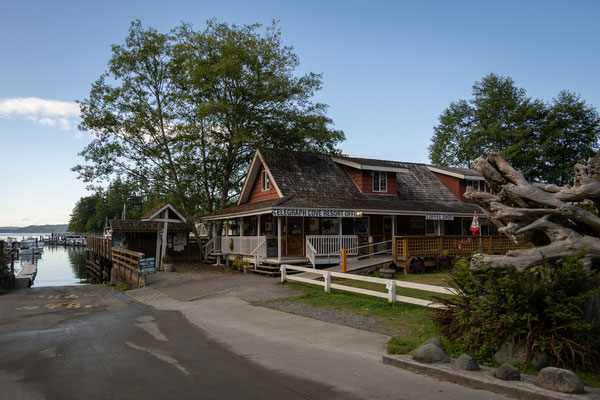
<box><xmin>134</xmin><ymin>293</ymin><xmax>164</xmax><ymax>301</ymax></box>
<box><xmin>16</xmin><ymin>306</ymin><xmax>39</xmax><ymax>310</ymax></box>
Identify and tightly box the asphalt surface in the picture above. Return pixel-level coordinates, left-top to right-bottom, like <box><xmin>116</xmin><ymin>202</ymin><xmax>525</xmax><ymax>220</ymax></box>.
<box><xmin>0</xmin><ymin>271</ymin><xmax>511</xmax><ymax>400</ymax></box>
<box><xmin>0</xmin><ymin>285</ymin><xmax>351</xmax><ymax>400</ymax></box>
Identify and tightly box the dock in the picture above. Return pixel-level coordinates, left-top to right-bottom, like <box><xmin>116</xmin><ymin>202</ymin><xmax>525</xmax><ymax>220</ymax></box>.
<box><xmin>15</xmin><ymin>262</ymin><xmax>37</xmax><ymax>289</ymax></box>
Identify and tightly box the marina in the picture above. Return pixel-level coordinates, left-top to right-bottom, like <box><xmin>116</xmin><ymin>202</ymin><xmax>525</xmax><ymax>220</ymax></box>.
<box><xmin>1</xmin><ymin>234</ymin><xmax>90</xmax><ymax>287</ymax></box>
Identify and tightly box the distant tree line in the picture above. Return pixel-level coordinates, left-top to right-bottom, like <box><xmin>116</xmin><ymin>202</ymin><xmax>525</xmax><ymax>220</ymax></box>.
<box><xmin>71</xmin><ymin>20</ymin><xmax>344</xmax><ymax>233</ymax></box>
<box><xmin>68</xmin><ymin>179</ymin><xmax>171</xmax><ymax>233</ymax></box>
<box><xmin>429</xmin><ymin>73</ymin><xmax>600</xmax><ymax>185</ymax></box>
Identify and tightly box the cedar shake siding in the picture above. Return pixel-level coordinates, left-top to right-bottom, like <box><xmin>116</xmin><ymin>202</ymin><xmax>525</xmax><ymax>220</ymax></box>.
<box><xmin>248</xmin><ymin>166</ymin><xmax>278</xmax><ymax>203</ymax></box>
<box><xmin>344</xmin><ymin>166</ymin><xmax>397</xmax><ymax>195</ymax></box>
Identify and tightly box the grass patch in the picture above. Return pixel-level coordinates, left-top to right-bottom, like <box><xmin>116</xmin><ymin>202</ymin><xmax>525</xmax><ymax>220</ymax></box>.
<box><xmin>277</xmin><ymin>280</ymin><xmax>600</xmax><ymax>388</ymax></box>
<box><xmin>277</xmin><ymin>282</ymin><xmax>445</xmax><ymax>354</ymax></box>
<box><xmin>115</xmin><ymin>282</ymin><xmax>130</xmax><ymax>291</ymax></box>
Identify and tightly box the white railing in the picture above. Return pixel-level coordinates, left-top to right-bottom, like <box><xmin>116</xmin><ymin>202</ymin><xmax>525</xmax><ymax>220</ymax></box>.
<box><xmin>280</xmin><ymin>264</ymin><xmax>455</xmax><ymax>308</ymax></box>
<box><xmin>220</xmin><ymin>236</ymin><xmax>267</xmax><ymax>256</ymax></box>
<box><xmin>203</xmin><ymin>237</ymin><xmax>216</xmax><ymax>260</ymax></box>
<box><xmin>306</xmin><ymin>235</ymin><xmax>358</xmax><ymax>256</ymax></box>
<box><xmin>306</xmin><ymin>241</ymin><xmax>317</xmax><ymax>269</ymax></box>
<box><xmin>250</xmin><ymin>238</ymin><xmax>267</xmax><ymax>267</ymax></box>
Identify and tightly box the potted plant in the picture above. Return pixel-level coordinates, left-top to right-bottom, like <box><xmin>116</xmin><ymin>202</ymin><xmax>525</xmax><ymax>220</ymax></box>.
<box><xmin>162</xmin><ymin>254</ymin><xmax>173</xmax><ymax>272</ymax></box>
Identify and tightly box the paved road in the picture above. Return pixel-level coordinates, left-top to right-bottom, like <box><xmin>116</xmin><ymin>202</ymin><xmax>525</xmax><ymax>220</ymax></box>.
<box><xmin>0</xmin><ymin>273</ymin><xmax>510</xmax><ymax>399</ymax></box>
<box><xmin>0</xmin><ymin>285</ymin><xmax>351</xmax><ymax>400</ymax></box>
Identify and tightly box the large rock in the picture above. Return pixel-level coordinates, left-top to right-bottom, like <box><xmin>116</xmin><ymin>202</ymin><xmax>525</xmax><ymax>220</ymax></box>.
<box><xmin>493</xmin><ymin>342</ymin><xmax>550</xmax><ymax>370</ymax></box>
<box><xmin>493</xmin><ymin>364</ymin><xmax>521</xmax><ymax>381</ymax></box>
<box><xmin>535</xmin><ymin>367</ymin><xmax>584</xmax><ymax>394</ymax></box>
<box><xmin>453</xmin><ymin>354</ymin><xmax>480</xmax><ymax>371</ymax></box>
<box><xmin>422</xmin><ymin>337</ymin><xmax>444</xmax><ymax>350</ymax></box>
<box><xmin>412</xmin><ymin>343</ymin><xmax>450</xmax><ymax>364</ymax></box>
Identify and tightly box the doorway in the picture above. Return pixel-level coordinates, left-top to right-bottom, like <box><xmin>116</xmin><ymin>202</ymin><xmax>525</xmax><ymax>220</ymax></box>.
<box><xmin>287</xmin><ymin>217</ymin><xmax>304</xmax><ymax>255</ymax></box>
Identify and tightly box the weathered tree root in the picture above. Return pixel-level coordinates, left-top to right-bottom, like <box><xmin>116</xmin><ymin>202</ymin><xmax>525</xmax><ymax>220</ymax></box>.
<box><xmin>465</xmin><ymin>152</ymin><xmax>600</xmax><ymax>272</ymax></box>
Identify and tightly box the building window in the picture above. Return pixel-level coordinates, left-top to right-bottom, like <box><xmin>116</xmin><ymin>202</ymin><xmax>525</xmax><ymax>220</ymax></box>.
<box><xmin>373</xmin><ymin>171</ymin><xmax>387</xmax><ymax>192</ymax></box>
<box><xmin>261</xmin><ymin>170</ymin><xmax>270</xmax><ymax>191</ymax></box>
<box><xmin>465</xmin><ymin>180</ymin><xmax>480</xmax><ymax>191</ymax></box>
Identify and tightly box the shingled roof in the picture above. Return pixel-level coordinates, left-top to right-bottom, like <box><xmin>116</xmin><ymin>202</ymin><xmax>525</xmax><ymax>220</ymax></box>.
<box><xmin>205</xmin><ymin>150</ymin><xmax>481</xmax><ymax>219</ymax></box>
<box><xmin>110</xmin><ymin>220</ymin><xmax>193</xmax><ymax>232</ymax></box>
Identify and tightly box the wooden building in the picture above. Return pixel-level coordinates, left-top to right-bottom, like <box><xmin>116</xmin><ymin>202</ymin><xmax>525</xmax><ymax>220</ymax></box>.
<box><xmin>203</xmin><ymin>150</ymin><xmax>491</xmax><ymax>270</ymax></box>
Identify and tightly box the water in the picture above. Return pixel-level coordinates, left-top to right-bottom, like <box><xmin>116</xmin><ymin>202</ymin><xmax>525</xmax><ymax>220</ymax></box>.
<box><xmin>1</xmin><ymin>234</ymin><xmax>90</xmax><ymax>287</ymax></box>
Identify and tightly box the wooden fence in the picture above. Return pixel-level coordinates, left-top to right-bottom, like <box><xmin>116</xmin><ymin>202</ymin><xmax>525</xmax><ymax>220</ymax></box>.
<box><xmin>112</xmin><ymin>247</ymin><xmax>146</xmax><ymax>288</ymax></box>
<box><xmin>392</xmin><ymin>235</ymin><xmax>529</xmax><ymax>273</ymax></box>
<box><xmin>280</xmin><ymin>264</ymin><xmax>455</xmax><ymax>308</ymax></box>
<box><xmin>86</xmin><ymin>236</ymin><xmax>112</xmax><ymax>259</ymax></box>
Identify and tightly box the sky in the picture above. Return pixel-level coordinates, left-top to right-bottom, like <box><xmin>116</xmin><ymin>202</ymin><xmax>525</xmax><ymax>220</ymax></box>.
<box><xmin>1</xmin><ymin>0</ymin><xmax>599</xmax><ymax>226</ymax></box>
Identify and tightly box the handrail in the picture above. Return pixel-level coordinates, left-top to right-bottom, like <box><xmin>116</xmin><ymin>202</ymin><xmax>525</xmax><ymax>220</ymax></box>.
<box><xmin>203</xmin><ymin>237</ymin><xmax>216</xmax><ymax>260</ymax></box>
<box><xmin>326</xmin><ymin>239</ymin><xmax>393</xmax><ymax>263</ymax></box>
<box><xmin>250</xmin><ymin>238</ymin><xmax>267</xmax><ymax>269</ymax></box>
<box><xmin>306</xmin><ymin>240</ymin><xmax>317</xmax><ymax>269</ymax></box>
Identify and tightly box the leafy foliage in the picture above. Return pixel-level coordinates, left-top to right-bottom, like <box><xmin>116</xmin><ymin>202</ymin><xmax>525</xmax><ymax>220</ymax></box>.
<box><xmin>434</xmin><ymin>256</ymin><xmax>600</xmax><ymax>371</ymax></box>
<box><xmin>68</xmin><ymin>179</ymin><xmax>147</xmax><ymax>232</ymax></box>
<box><xmin>73</xmin><ymin>20</ymin><xmax>344</xmax><ymax>230</ymax></box>
<box><xmin>429</xmin><ymin>73</ymin><xmax>600</xmax><ymax>185</ymax></box>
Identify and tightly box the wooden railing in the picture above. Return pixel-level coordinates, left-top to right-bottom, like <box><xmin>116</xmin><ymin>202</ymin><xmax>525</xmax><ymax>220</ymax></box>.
<box><xmin>112</xmin><ymin>247</ymin><xmax>146</xmax><ymax>288</ymax></box>
<box><xmin>394</xmin><ymin>235</ymin><xmax>527</xmax><ymax>260</ymax></box>
<box><xmin>306</xmin><ymin>235</ymin><xmax>358</xmax><ymax>256</ymax></box>
<box><xmin>219</xmin><ymin>236</ymin><xmax>267</xmax><ymax>255</ymax></box>
<box><xmin>86</xmin><ymin>236</ymin><xmax>112</xmax><ymax>259</ymax></box>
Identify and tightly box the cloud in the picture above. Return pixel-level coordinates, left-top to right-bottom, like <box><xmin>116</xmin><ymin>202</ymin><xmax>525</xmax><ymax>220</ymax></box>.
<box><xmin>0</xmin><ymin>97</ymin><xmax>80</xmax><ymax>131</ymax></box>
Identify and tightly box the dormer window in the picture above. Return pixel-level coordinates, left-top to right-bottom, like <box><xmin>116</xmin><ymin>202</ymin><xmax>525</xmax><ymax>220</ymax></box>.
<box><xmin>465</xmin><ymin>179</ymin><xmax>480</xmax><ymax>191</ymax></box>
<box><xmin>261</xmin><ymin>170</ymin><xmax>270</xmax><ymax>191</ymax></box>
<box><xmin>373</xmin><ymin>171</ymin><xmax>387</xmax><ymax>192</ymax></box>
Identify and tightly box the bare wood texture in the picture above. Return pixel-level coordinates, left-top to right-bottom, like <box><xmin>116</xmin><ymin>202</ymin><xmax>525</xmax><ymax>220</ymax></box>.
<box><xmin>465</xmin><ymin>152</ymin><xmax>600</xmax><ymax>272</ymax></box>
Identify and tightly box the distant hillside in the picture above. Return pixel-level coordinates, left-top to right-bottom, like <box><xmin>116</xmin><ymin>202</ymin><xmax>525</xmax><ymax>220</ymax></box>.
<box><xmin>0</xmin><ymin>224</ymin><xmax>68</xmax><ymax>233</ymax></box>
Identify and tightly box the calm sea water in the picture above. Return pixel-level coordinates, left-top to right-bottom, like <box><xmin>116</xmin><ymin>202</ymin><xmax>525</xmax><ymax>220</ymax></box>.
<box><xmin>1</xmin><ymin>234</ymin><xmax>90</xmax><ymax>287</ymax></box>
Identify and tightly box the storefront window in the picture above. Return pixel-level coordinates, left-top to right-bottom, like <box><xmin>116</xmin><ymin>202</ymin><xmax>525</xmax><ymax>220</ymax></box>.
<box><xmin>308</xmin><ymin>218</ymin><xmax>320</xmax><ymax>235</ymax></box>
<box><xmin>354</xmin><ymin>217</ymin><xmax>369</xmax><ymax>234</ymax></box>
<box><xmin>243</xmin><ymin>216</ymin><xmax>257</xmax><ymax>236</ymax></box>
<box><xmin>321</xmin><ymin>218</ymin><xmax>339</xmax><ymax>235</ymax></box>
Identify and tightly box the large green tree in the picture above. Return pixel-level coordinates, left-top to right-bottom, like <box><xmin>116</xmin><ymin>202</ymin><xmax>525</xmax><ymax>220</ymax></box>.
<box><xmin>429</xmin><ymin>73</ymin><xmax>600</xmax><ymax>185</ymax></box>
<box><xmin>73</xmin><ymin>20</ymin><xmax>344</xmax><ymax>230</ymax></box>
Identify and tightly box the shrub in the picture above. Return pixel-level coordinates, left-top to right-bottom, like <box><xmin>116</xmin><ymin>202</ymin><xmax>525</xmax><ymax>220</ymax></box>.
<box><xmin>433</xmin><ymin>254</ymin><xmax>600</xmax><ymax>371</ymax></box>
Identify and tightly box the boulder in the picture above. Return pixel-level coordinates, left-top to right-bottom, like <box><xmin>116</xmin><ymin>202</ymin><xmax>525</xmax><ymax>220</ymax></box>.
<box><xmin>535</xmin><ymin>367</ymin><xmax>584</xmax><ymax>394</ymax></box>
<box><xmin>493</xmin><ymin>364</ymin><xmax>521</xmax><ymax>381</ymax></box>
<box><xmin>493</xmin><ymin>342</ymin><xmax>550</xmax><ymax>370</ymax></box>
<box><xmin>422</xmin><ymin>337</ymin><xmax>444</xmax><ymax>350</ymax></box>
<box><xmin>453</xmin><ymin>354</ymin><xmax>480</xmax><ymax>371</ymax></box>
<box><xmin>411</xmin><ymin>343</ymin><xmax>450</xmax><ymax>364</ymax></box>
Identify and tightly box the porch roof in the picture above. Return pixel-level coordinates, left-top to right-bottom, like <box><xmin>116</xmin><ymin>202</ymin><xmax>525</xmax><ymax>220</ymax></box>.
<box><xmin>203</xmin><ymin>194</ymin><xmax>480</xmax><ymax>220</ymax></box>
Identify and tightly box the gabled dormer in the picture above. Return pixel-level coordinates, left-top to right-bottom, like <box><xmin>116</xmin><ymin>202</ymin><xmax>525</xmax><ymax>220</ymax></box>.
<box><xmin>331</xmin><ymin>156</ymin><xmax>408</xmax><ymax>195</ymax></box>
<box><xmin>238</xmin><ymin>151</ymin><xmax>282</xmax><ymax>205</ymax></box>
<box><xmin>426</xmin><ymin>166</ymin><xmax>488</xmax><ymax>202</ymax></box>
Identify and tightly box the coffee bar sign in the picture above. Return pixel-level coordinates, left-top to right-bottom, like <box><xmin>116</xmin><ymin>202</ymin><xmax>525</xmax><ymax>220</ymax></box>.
<box><xmin>425</xmin><ymin>214</ymin><xmax>454</xmax><ymax>221</ymax></box>
<box><xmin>273</xmin><ymin>208</ymin><xmax>361</xmax><ymax>218</ymax></box>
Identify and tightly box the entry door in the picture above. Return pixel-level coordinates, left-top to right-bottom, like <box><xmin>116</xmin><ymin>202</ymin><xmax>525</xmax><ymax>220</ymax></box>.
<box><xmin>383</xmin><ymin>217</ymin><xmax>393</xmax><ymax>249</ymax></box>
<box><xmin>287</xmin><ymin>217</ymin><xmax>304</xmax><ymax>255</ymax></box>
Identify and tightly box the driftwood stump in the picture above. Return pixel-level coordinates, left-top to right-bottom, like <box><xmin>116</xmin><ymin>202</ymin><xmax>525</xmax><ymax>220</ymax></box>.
<box><xmin>464</xmin><ymin>152</ymin><xmax>600</xmax><ymax>273</ymax></box>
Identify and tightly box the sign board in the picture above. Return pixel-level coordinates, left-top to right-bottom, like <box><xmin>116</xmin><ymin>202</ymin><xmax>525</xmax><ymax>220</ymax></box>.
<box><xmin>425</xmin><ymin>214</ymin><xmax>454</xmax><ymax>221</ymax></box>
<box><xmin>140</xmin><ymin>257</ymin><xmax>156</xmax><ymax>275</ymax></box>
<box><xmin>273</xmin><ymin>208</ymin><xmax>361</xmax><ymax>218</ymax></box>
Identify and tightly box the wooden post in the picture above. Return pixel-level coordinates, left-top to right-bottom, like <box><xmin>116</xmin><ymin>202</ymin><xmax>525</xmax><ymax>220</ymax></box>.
<box><xmin>392</xmin><ymin>237</ymin><xmax>397</xmax><ymax>264</ymax></box>
<box><xmin>155</xmin><ymin>225</ymin><xmax>161</xmax><ymax>271</ymax></box>
<box><xmin>277</xmin><ymin>217</ymin><xmax>282</xmax><ymax>262</ymax></box>
<box><xmin>341</xmin><ymin>248</ymin><xmax>347</xmax><ymax>273</ymax></box>
<box><xmin>323</xmin><ymin>271</ymin><xmax>331</xmax><ymax>293</ymax></box>
<box><xmin>387</xmin><ymin>280</ymin><xmax>396</xmax><ymax>303</ymax></box>
<box><xmin>280</xmin><ymin>264</ymin><xmax>286</xmax><ymax>283</ymax></box>
<box><xmin>160</xmin><ymin>209</ymin><xmax>169</xmax><ymax>268</ymax></box>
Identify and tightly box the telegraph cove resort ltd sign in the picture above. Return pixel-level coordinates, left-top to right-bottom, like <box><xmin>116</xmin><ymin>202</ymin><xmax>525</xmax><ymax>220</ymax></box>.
<box><xmin>272</xmin><ymin>209</ymin><xmax>362</xmax><ymax>218</ymax></box>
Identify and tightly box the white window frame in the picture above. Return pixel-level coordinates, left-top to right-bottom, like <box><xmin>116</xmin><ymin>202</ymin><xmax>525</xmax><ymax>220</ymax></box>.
<box><xmin>261</xmin><ymin>170</ymin><xmax>270</xmax><ymax>191</ymax></box>
<box><xmin>466</xmin><ymin>179</ymin><xmax>480</xmax><ymax>191</ymax></box>
<box><xmin>373</xmin><ymin>171</ymin><xmax>387</xmax><ymax>192</ymax></box>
